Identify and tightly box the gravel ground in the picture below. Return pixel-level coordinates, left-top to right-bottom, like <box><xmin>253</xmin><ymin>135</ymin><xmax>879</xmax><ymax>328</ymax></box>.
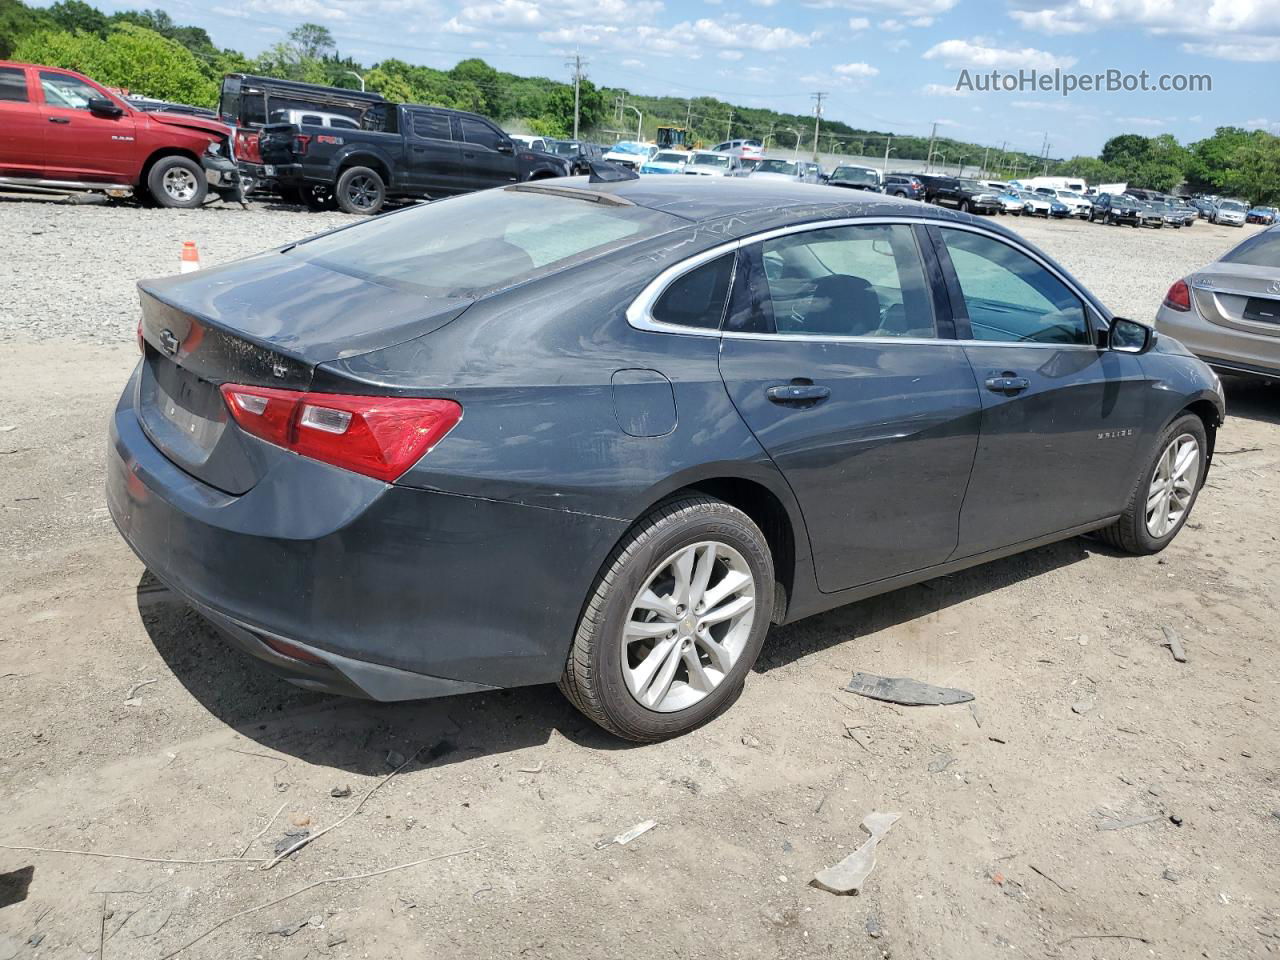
<box><xmin>1</xmin><ymin>195</ymin><xmax>1278</xmax><ymax>960</ymax></box>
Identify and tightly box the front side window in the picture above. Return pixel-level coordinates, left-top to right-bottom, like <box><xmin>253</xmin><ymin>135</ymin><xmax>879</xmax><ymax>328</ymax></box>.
<box><xmin>650</xmin><ymin>254</ymin><xmax>735</xmax><ymax>329</ymax></box>
<box><xmin>460</xmin><ymin>117</ymin><xmax>502</xmax><ymax>150</ymax></box>
<box><xmin>941</xmin><ymin>229</ymin><xmax>1089</xmax><ymax>345</ymax></box>
<box><xmin>0</xmin><ymin>67</ymin><xmax>29</xmax><ymax>102</ymax></box>
<box><xmin>757</xmin><ymin>224</ymin><xmax>936</xmax><ymax>338</ymax></box>
<box><xmin>39</xmin><ymin>71</ymin><xmax>102</xmax><ymax>110</ymax></box>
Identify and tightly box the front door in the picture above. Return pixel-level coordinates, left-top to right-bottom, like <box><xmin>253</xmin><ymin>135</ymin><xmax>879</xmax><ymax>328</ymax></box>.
<box><xmin>37</xmin><ymin>70</ymin><xmax>136</xmax><ymax>181</ymax></box>
<box><xmin>718</xmin><ymin>221</ymin><xmax>983</xmax><ymax>593</ymax></box>
<box><xmin>454</xmin><ymin>115</ymin><xmax>519</xmax><ymax>191</ymax></box>
<box><xmin>932</xmin><ymin>225</ymin><xmax>1149</xmax><ymax>557</ymax></box>
<box><xmin>0</xmin><ymin>65</ymin><xmax>44</xmax><ymax>176</ymax></box>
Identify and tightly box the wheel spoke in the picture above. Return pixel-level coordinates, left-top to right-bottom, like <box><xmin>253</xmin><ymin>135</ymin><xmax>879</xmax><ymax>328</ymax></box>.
<box><xmin>681</xmin><ymin>646</ymin><xmax>715</xmax><ymax>693</ymax></box>
<box><xmin>701</xmin><ymin>593</ymin><xmax>753</xmax><ymax>627</ymax></box>
<box><xmin>700</xmin><ymin>569</ymin><xmax>751</xmax><ymax>612</ymax></box>
<box><xmin>644</xmin><ymin>639</ymin><xmax>685</xmax><ymax>707</ymax></box>
<box><xmin>670</xmin><ymin>547</ymin><xmax>696</xmax><ymax>606</ymax></box>
<box><xmin>627</xmin><ymin>636</ymin><xmax>678</xmax><ymax>698</ymax></box>
<box><xmin>635</xmin><ymin>588</ymin><xmax>680</xmax><ymax>620</ymax></box>
<box><xmin>625</xmin><ymin>618</ymin><xmax>676</xmax><ymax>640</ymax></box>
<box><xmin>688</xmin><ymin>544</ymin><xmax>716</xmax><ymax>610</ymax></box>
<box><xmin>695</xmin><ymin>633</ymin><xmax>733</xmax><ymax>673</ymax></box>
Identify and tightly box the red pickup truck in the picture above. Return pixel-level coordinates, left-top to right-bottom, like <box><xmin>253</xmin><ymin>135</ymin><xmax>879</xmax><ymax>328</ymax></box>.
<box><xmin>0</xmin><ymin>60</ymin><xmax>243</xmax><ymax>207</ymax></box>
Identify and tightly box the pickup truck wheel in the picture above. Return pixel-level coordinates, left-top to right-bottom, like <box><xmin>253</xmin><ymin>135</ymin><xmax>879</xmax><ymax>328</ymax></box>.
<box><xmin>148</xmin><ymin>156</ymin><xmax>206</xmax><ymax>209</ymax></box>
<box><xmin>336</xmin><ymin>166</ymin><xmax>385</xmax><ymax>215</ymax></box>
<box><xmin>959</xmin><ymin>199</ymin><xmax>971</xmax><ymax>213</ymax></box>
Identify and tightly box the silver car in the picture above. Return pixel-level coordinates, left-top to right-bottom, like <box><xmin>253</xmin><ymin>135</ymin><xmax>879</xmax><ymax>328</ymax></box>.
<box><xmin>748</xmin><ymin>157</ymin><xmax>821</xmax><ymax>184</ymax></box>
<box><xmin>1213</xmin><ymin>199</ymin><xmax>1248</xmax><ymax>227</ymax></box>
<box><xmin>1156</xmin><ymin>225</ymin><xmax>1280</xmax><ymax>380</ymax></box>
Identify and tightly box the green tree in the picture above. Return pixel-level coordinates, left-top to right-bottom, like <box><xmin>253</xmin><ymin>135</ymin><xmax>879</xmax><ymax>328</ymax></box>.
<box><xmin>0</xmin><ymin>0</ymin><xmax>53</xmax><ymax>57</ymax></box>
<box><xmin>288</xmin><ymin>22</ymin><xmax>334</xmax><ymax>60</ymax></box>
<box><xmin>46</xmin><ymin>0</ymin><xmax>106</xmax><ymax>35</ymax></box>
<box><xmin>13</xmin><ymin>22</ymin><xmax>218</xmax><ymax>105</ymax></box>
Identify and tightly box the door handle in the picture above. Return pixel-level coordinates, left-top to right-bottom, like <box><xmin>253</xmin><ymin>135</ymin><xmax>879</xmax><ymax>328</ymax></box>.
<box><xmin>985</xmin><ymin>375</ymin><xmax>1030</xmax><ymax>395</ymax></box>
<box><xmin>766</xmin><ymin>383</ymin><xmax>830</xmax><ymax>404</ymax></box>
<box><xmin>48</xmin><ymin>116</ymin><xmax>71</xmax><ymax>124</ymax></box>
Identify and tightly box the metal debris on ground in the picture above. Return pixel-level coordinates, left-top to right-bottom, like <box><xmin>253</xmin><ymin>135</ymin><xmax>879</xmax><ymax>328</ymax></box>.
<box><xmin>810</xmin><ymin>811</ymin><xmax>901</xmax><ymax>896</ymax></box>
<box><xmin>273</xmin><ymin>830</ymin><xmax>309</xmax><ymax>856</ymax></box>
<box><xmin>595</xmin><ymin>819</ymin><xmax>658</xmax><ymax>849</ymax></box>
<box><xmin>927</xmin><ymin>754</ymin><xmax>956</xmax><ymax>774</ymax></box>
<box><xmin>1160</xmin><ymin>626</ymin><xmax>1188</xmax><ymax>662</ymax></box>
<box><xmin>969</xmin><ymin>702</ymin><xmax>982</xmax><ymax>728</ymax></box>
<box><xmin>330</xmin><ymin>785</ymin><xmax>352</xmax><ymax>798</ymax></box>
<box><xmin>845</xmin><ymin>672</ymin><xmax>973</xmax><ymax>707</ymax></box>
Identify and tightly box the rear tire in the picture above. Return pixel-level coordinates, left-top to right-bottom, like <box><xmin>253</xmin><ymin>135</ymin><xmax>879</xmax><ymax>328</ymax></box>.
<box><xmin>1098</xmin><ymin>413</ymin><xmax>1208</xmax><ymax>555</ymax></box>
<box><xmin>558</xmin><ymin>496</ymin><xmax>774</xmax><ymax>742</ymax></box>
<box><xmin>336</xmin><ymin>165</ymin><xmax>386</xmax><ymax>215</ymax></box>
<box><xmin>148</xmin><ymin>156</ymin><xmax>206</xmax><ymax>209</ymax></box>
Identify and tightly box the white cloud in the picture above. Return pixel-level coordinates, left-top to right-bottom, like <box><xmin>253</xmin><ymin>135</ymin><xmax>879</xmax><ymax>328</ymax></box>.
<box><xmin>621</xmin><ymin>58</ymin><xmax>643</xmax><ymax>67</ymax></box>
<box><xmin>922</xmin><ymin>82</ymin><xmax>968</xmax><ymax>96</ymax></box>
<box><xmin>1009</xmin><ymin>9</ymin><xmax>1090</xmax><ymax>34</ymax></box>
<box><xmin>880</xmin><ymin>18</ymin><xmax>905</xmax><ymax>30</ymax></box>
<box><xmin>909</xmin><ymin>15</ymin><xmax>933</xmax><ymax>26</ymax></box>
<box><xmin>922</xmin><ymin>38</ymin><xmax>1077</xmax><ymax>70</ymax></box>
<box><xmin>933</xmin><ymin>118</ymin><xmax>960</xmax><ymax>127</ymax></box>
<box><xmin>1181</xmin><ymin>37</ymin><xmax>1280</xmax><ymax>60</ymax></box>
<box><xmin>750</xmin><ymin>0</ymin><xmax>779</xmax><ymax>5</ymax></box>
<box><xmin>834</xmin><ymin>61</ymin><xmax>879</xmax><ymax>77</ymax></box>
<box><xmin>848</xmin><ymin>16</ymin><xmax>870</xmax><ymax>29</ymax></box>
<box><xmin>1245</xmin><ymin>117</ymin><xmax>1280</xmax><ymax>130</ymax></box>
<box><xmin>1115</xmin><ymin>116</ymin><xmax>1165</xmax><ymax>127</ymax></box>
<box><xmin>1009</xmin><ymin>99</ymin><xmax>1078</xmax><ymax>112</ymax></box>
<box><xmin>805</xmin><ymin>0</ymin><xmax>957</xmax><ymax>12</ymax></box>
<box><xmin>448</xmin><ymin>0</ymin><xmax>661</xmax><ymax>32</ymax></box>
<box><xmin>885</xmin><ymin>37</ymin><xmax>910</xmax><ymax>51</ymax></box>
<box><xmin>540</xmin><ymin>17</ymin><xmax>811</xmax><ymax>55</ymax></box>
<box><xmin>719</xmin><ymin>49</ymin><xmax>745</xmax><ymax>60</ymax></box>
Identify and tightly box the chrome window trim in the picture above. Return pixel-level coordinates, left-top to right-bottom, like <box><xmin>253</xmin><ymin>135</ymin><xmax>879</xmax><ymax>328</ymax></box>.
<box><xmin>625</xmin><ymin>215</ymin><xmax>1106</xmax><ymax>346</ymax></box>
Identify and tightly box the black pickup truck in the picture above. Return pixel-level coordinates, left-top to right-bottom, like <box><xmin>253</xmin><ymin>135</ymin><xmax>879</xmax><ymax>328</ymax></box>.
<box><xmin>238</xmin><ymin>97</ymin><xmax>570</xmax><ymax>214</ymax></box>
<box><xmin>914</xmin><ymin>175</ymin><xmax>1001</xmax><ymax>214</ymax></box>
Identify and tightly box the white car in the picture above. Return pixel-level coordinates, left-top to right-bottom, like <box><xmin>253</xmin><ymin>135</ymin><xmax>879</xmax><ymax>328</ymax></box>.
<box><xmin>1037</xmin><ymin>188</ymin><xmax>1092</xmax><ymax>219</ymax></box>
<box><xmin>711</xmin><ymin>138</ymin><xmax>764</xmax><ymax>159</ymax></box>
<box><xmin>1214</xmin><ymin>200</ymin><xmax>1248</xmax><ymax>226</ymax></box>
<box><xmin>748</xmin><ymin>158</ymin><xmax>815</xmax><ymax>184</ymax></box>
<box><xmin>268</xmin><ymin>109</ymin><xmax>360</xmax><ymax>130</ymax></box>
<box><xmin>604</xmin><ymin>141</ymin><xmax>657</xmax><ymax>170</ymax></box>
<box><xmin>639</xmin><ymin>150</ymin><xmax>689</xmax><ymax>175</ymax></box>
<box><xmin>683</xmin><ymin>150</ymin><xmax>741</xmax><ymax>177</ymax></box>
<box><xmin>1017</xmin><ymin>190</ymin><xmax>1055</xmax><ymax>216</ymax></box>
<box><xmin>510</xmin><ymin>134</ymin><xmax>549</xmax><ymax>153</ymax></box>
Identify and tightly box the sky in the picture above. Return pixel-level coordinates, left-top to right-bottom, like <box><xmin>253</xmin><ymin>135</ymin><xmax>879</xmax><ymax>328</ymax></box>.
<box><xmin>55</xmin><ymin>0</ymin><xmax>1280</xmax><ymax>156</ymax></box>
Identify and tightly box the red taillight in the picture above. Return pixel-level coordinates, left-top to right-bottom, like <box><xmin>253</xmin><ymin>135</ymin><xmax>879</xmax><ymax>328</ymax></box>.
<box><xmin>220</xmin><ymin>384</ymin><xmax>462</xmax><ymax>483</ymax></box>
<box><xmin>293</xmin><ymin>134</ymin><xmax>310</xmax><ymax>155</ymax></box>
<box><xmin>1163</xmin><ymin>278</ymin><xmax>1191</xmax><ymax>312</ymax></box>
<box><xmin>234</xmin><ymin>129</ymin><xmax>262</xmax><ymax>164</ymax></box>
<box><xmin>137</xmin><ymin>319</ymin><xmax>145</xmax><ymax>354</ymax></box>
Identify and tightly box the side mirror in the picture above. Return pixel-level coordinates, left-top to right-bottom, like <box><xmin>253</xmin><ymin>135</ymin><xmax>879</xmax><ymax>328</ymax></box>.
<box><xmin>497</xmin><ymin>140</ymin><xmax>514</xmax><ymax>154</ymax></box>
<box><xmin>1108</xmin><ymin>317</ymin><xmax>1154</xmax><ymax>355</ymax></box>
<box><xmin>87</xmin><ymin>97</ymin><xmax>124</xmax><ymax>118</ymax></box>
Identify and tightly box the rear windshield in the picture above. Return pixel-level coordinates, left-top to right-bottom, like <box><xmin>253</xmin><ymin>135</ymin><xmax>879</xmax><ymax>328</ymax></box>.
<box><xmin>1221</xmin><ymin>230</ymin><xmax>1280</xmax><ymax>268</ymax></box>
<box><xmin>757</xmin><ymin>160</ymin><xmax>797</xmax><ymax>175</ymax></box>
<box><xmin>287</xmin><ymin>188</ymin><xmax>682</xmax><ymax>298</ymax></box>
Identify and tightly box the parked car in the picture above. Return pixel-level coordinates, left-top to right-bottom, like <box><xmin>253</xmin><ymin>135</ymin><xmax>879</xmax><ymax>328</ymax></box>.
<box><xmin>546</xmin><ymin>139</ymin><xmax>604</xmax><ymax>175</ymax></box>
<box><xmin>748</xmin><ymin>158</ymin><xmax>811</xmax><ymax>183</ymax></box>
<box><xmin>1157</xmin><ymin>224</ymin><xmax>1280</xmax><ymax>381</ymax></box>
<box><xmin>603</xmin><ymin>141</ymin><xmax>656</xmax><ymax>170</ymax></box>
<box><xmin>640</xmin><ymin>150</ymin><xmax>689</xmax><ymax>175</ymax></box>
<box><xmin>269</xmin><ymin>108</ymin><xmax>361</xmax><ymax>130</ymax></box>
<box><xmin>993</xmin><ymin>187</ymin><xmax>1025</xmax><ymax>215</ymax></box>
<box><xmin>0</xmin><ymin>60</ymin><xmax>242</xmax><ymax>207</ymax></box>
<box><xmin>825</xmin><ymin>164</ymin><xmax>883</xmax><ymax>192</ymax></box>
<box><xmin>1017</xmin><ymin>189</ymin><xmax>1067</xmax><ymax>218</ymax></box>
<box><xmin>912</xmin><ymin>173</ymin><xmax>952</xmax><ymax>203</ymax></box>
<box><xmin>123</xmin><ymin>95</ymin><xmax>217</xmax><ymax>119</ymax></box>
<box><xmin>242</xmin><ymin>103</ymin><xmax>569</xmax><ymax>214</ymax></box>
<box><xmin>1247</xmin><ymin>205</ymin><xmax>1277</xmax><ymax>225</ymax></box>
<box><xmin>510</xmin><ymin>133</ymin><xmax>549</xmax><ymax>153</ymax></box>
<box><xmin>1154</xmin><ymin>201</ymin><xmax>1188</xmax><ymax>229</ymax></box>
<box><xmin>883</xmin><ymin>173</ymin><xmax>924</xmax><ymax>200</ymax></box>
<box><xmin>683</xmin><ymin>150</ymin><xmax>743</xmax><ymax>177</ymax></box>
<box><xmin>108</xmin><ymin>178</ymin><xmax>1223</xmax><ymax>742</ymax></box>
<box><xmin>1213</xmin><ymin>199</ymin><xmax>1248</xmax><ymax>226</ymax></box>
<box><xmin>1191</xmin><ymin>197</ymin><xmax>1217</xmax><ymax>219</ymax></box>
<box><xmin>711</xmin><ymin>138</ymin><xmax>763</xmax><ymax>159</ymax></box>
<box><xmin>1035</xmin><ymin>187</ymin><xmax>1092</xmax><ymax>219</ymax></box>
<box><xmin>1169</xmin><ymin>198</ymin><xmax>1199</xmax><ymax>226</ymax></box>
<box><xmin>1089</xmin><ymin>193</ymin><xmax>1142</xmax><ymax>226</ymax></box>
<box><xmin>931</xmin><ymin>178</ymin><xmax>1002</xmax><ymax>214</ymax></box>
<box><xmin>801</xmin><ymin>161</ymin><xmax>825</xmax><ymax>183</ymax></box>
<box><xmin>1136</xmin><ymin>199</ymin><xmax>1167</xmax><ymax>228</ymax></box>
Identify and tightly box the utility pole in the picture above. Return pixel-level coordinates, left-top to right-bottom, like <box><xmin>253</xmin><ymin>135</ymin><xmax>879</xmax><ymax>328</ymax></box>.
<box><xmin>882</xmin><ymin>135</ymin><xmax>893</xmax><ymax>173</ymax></box>
<box><xmin>810</xmin><ymin>91</ymin><xmax>827</xmax><ymax>161</ymax></box>
<box><xmin>726</xmin><ymin>107</ymin><xmax>734</xmax><ymax>141</ymax></box>
<box><xmin>566</xmin><ymin>51</ymin><xmax>586</xmax><ymax>140</ymax></box>
<box><xmin>925</xmin><ymin>121</ymin><xmax>937</xmax><ymax>173</ymax></box>
<box><xmin>980</xmin><ymin>145</ymin><xmax>989</xmax><ymax>178</ymax></box>
<box><xmin>685</xmin><ymin>99</ymin><xmax>692</xmax><ymax>133</ymax></box>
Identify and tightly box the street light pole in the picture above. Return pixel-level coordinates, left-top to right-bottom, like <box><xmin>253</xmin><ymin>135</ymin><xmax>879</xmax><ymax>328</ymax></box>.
<box><xmin>626</xmin><ymin>105</ymin><xmax>643</xmax><ymax>142</ymax></box>
<box><xmin>787</xmin><ymin>127</ymin><xmax>802</xmax><ymax>161</ymax></box>
<box><xmin>345</xmin><ymin>71</ymin><xmax>365</xmax><ymax>92</ymax></box>
<box><xmin>882</xmin><ymin>136</ymin><xmax>893</xmax><ymax>173</ymax></box>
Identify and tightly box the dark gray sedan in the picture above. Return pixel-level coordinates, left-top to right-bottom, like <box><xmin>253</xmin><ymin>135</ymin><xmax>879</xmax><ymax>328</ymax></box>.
<box><xmin>108</xmin><ymin>178</ymin><xmax>1224</xmax><ymax>741</ymax></box>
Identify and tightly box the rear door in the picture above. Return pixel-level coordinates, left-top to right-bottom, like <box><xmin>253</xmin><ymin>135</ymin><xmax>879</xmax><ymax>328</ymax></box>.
<box><xmin>717</xmin><ymin>220</ymin><xmax>983</xmax><ymax>593</ymax></box>
<box><xmin>454</xmin><ymin>115</ymin><xmax>519</xmax><ymax>190</ymax></box>
<box><xmin>36</xmin><ymin>69</ymin><xmax>136</xmax><ymax>181</ymax></box>
<box><xmin>0</xmin><ymin>65</ymin><xmax>44</xmax><ymax>176</ymax></box>
<box><xmin>931</xmin><ymin>225</ymin><xmax>1149</xmax><ymax>557</ymax></box>
<box><xmin>405</xmin><ymin>108</ymin><xmax>463</xmax><ymax>194</ymax></box>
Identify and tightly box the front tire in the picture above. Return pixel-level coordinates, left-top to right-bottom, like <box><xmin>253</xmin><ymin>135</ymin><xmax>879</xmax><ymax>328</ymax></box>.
<box><xmin>558</xmin><ymin>496</ymin><xmax>774</xmax><ymax>742</ymax></box>
<box><xmin>148</xmin><ymin>156</ymin><xmax>206</xmax><ymax>209</ymax></box>
<box><xmin>336</xmin><ymin>166</ymin><xmax>386</xmax><ymax>215</ymax></box>
<box><xmin>1099</xmin><ymin>414</ymin><xmax>1208</xmax><ymax>555</ymax></box>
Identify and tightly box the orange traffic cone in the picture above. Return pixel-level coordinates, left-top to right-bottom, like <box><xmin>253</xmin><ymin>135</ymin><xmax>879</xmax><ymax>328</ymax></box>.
<box><xmin>179</xmin><ymin>241</ymin><xmax>200</xmax><ymax>273</ymax></box>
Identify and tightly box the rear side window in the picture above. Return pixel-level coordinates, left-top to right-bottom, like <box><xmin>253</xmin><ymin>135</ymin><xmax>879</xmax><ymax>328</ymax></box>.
<box><xmin>1221</xmin><ymin>230</ymin><xmax>1280</xmax><ymax>268</ymax></box>
<box><xmin>300</xmin><ymin>114</ymin><xmax>323</xmax><ymax>125</ymax></box>
<box><xmin>330</xmin><ymin>117</ymin><xmax>358</xmax><ymax>130</ymax></box>
<box><xmin>651</xmin><ymin>254</ymin><xmax>735</xmax><ymax>329</ymax></box>
<box><xmin>460</xmin><ymin>117</ymin><xmax>502</xmax><ymax>149</ymax></box>
<box><xmin>412</xmin><ymin>112</ymin><xmax>451</xmax><ymax>140</ymax></box>
<box><xmin>289</xmin><ymin>188</ymin><xmax>682</xmax><ymax>298</ymax></box>
<box><xmin>0</xmin><ymin>67</ymin><xmax>28</xmax><ymax>102</ymax></box>
<box><xmin>941</xmin><ymin>229</ymin><xmax>1089</xmax><ymax>345</ymax></box>
<box><xmin>758</xmin><ymin>224</ymin><xmax>935</xmax><ymax>338</ymax></box>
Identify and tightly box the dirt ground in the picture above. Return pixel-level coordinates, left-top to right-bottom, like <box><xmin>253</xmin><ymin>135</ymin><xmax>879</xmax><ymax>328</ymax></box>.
<box><xmin>1</xmin><ymin>198</ymin><xmax>1278</xmax><ymax>960</ymax></box>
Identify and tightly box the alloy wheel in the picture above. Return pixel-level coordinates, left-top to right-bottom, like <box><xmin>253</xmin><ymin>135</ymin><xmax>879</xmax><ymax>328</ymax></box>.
<box><xmin>1146</xmin><ymin>433</ymin><xmax>1200</xmax><ymax>538</ymax></box>
<box><xmin>345</xmin><ymin>175</ymin><xmax>380</xmax><ymax>210</ymax></box>
<box><xmin>163</xmin><ymin>168</ymin><xmax>198</xmax><ymax>202</ymax></box>
<box><xmin>621</xmin><ymin>541</ymin><xmax>756</xmax><ymax>713</ymax></box>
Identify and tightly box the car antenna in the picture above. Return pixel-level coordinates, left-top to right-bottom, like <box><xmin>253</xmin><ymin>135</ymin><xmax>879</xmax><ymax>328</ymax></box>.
<box><xmin>588</xmin><ymin>161</ymin><xmax>639</xmax><ymax>184</ymax></box>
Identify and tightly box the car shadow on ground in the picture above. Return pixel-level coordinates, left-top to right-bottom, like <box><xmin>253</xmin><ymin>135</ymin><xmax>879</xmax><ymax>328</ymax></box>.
<box><xmin>137</xmin><ymin>573</ymin><xmax>627</xmax><ymax>776</ymax></box>
<box><xmin>755</xmin><ymin>536</ymin><xmax>1094</xmax><ymax>673</ymax></box>
<box><xmin>1221</xmin><ymin>376</ymin><xmax>1279</xmax><ymax>425</ymax></box>
<box><xmin>138</xmin><ymin>537</ymin><xmax>1092</xmax><ymax>773</ymax></box>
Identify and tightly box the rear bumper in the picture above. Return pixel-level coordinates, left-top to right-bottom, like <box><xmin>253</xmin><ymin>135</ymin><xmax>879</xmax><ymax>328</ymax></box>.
<box><xmin>1155</xmin><ymin>304</ymin><xmax>1280</xmax><ymax>379</ymax></box>
<box><xmin>237</xmin><ymin>161</ymin><xmax>303</xmax><ymax>193</ymax></box>
<box><xmin>106</xmin><ymin>369</ymin><xmax>627</xmax><ymax>699</ymax></box>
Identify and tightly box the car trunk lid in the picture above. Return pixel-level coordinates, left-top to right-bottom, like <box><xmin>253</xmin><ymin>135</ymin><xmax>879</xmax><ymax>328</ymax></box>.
<box><xmin>135</xmin><ymin>251</ymin><xmax>472</xmax><ymax>495</ymax></box>
<box><xmin>1191</xmin><ymin>263</ymin><xmax>1280</xmax><ymax>338</ymax></box>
